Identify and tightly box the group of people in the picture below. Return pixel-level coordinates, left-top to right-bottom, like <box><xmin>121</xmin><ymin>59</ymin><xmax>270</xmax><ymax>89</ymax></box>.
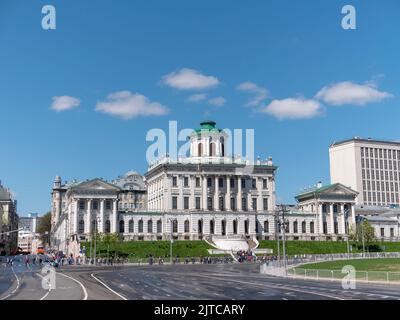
<box><xmin>236</xmin><ymin>250</ymin><xmax>256</xmax><ymax>263</ymax></box>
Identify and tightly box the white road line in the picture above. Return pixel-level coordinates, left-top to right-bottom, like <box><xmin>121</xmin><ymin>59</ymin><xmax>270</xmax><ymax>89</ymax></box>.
<box><xmin>0</xmin><ymin>267</ymin><xmax>20</xmax><ymax>300</ymax></box>
<box><xmin>58</xmin><ymin>272</ymin><xmax>88</xmax><ymax>300</ymax></box>
<box><xmin>90</xmin><ymin>273</ymin><xmax>127</xmax><ymax>300</ymax></box>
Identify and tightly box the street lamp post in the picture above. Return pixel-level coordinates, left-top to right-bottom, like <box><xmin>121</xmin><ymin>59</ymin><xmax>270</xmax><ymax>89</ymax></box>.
<box><xmin>168</xmin><ymin>218</ymin><xmax>173</xmax><ymax>264</ymax></box>
<box><xmin>275</xmin><ymin>211</ymin><xmax>281</xmax><ymax>266</ymax></box>
<box><xmin>280</xmin><ymin>205</ymin><xmax>289</xmax><ymax>270</ymax></box>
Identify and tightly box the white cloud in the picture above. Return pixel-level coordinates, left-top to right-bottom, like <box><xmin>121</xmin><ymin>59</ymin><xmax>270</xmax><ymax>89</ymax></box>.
<box><xmin>187</xmin><ymin>93</ymin><xmax>208</xmax><ymax>103</ymax></box>
<box><xmin>95</xmin><ymin>91</ymin><xmax>168</xmax><ymax>120</ymax></box>
<box><xmin>262</xmin><ymin>98</ymin><xmax>322</xmax><ymax>120</ymax></box>
<box><xmin>237</xmin><ymin>81</ymin><xmax>268</xmax><ymax>107</ymax></box>
<box><xmin>208</xmin><ymin>96</ymin><xmax>226</xmax><ymax>107</ymax></box>
<box><xmin>162</xmin><ymin>68</ymin><xmax>220</xmax><ymax>90</ymax></box>
<box><xmin>51</xmin><ymin>96</ymin><xmax>80</xmax><ymax>112</ymax></box>
<box><xmin>315</xmin><ymin>81</ymin><xmax>393</xmax><ymax>106</ymax></box>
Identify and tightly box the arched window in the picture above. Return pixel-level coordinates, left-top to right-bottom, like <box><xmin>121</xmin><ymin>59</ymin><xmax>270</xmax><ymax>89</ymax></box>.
<box><xmin>198</xmin><ymin>143</ymin><xmax>203</xmax><ymax>156</ymax></box>
<box><xmin>209</xmin><ymin>142</ymin><xmax>216</xmax><ymax>156</ymax></box>
<box><xmin>198</xmin><ymin>220</ymin><xmax>203</xmax><ymax>234</ymax></box>
<box><xmin>184</xmin><ymin>220</ymin><xmax>190</xmax><ymax>233</ymax></box>
<box><xmin>293</xmin><ymin>221</ymin><xmax>298</xmax><ymax>233</ymax></box>
<box><xmin>157</xmin><ymin>220</ymin><xmax>162</xmax><ymax>233</ymax></box>
<box><xmin>119</xmin><ymin>220</ymin><xmax>125</xmax><ymax>233</ymax></box>
<box><xmin>310</xmin><ymin>221</ymin><xmax>315</xmax><ymax>234</ymax></box>
<box><xmin>105</xmin><ymin>220</ymin><xmax>111</xmax><ymax>233</ymax></box>
<box><xmin>221</xmin><ymin>219</ymin><xmax>226</xmax><ymax>236</ymax></box>
<box><xmin>148</xmin><ymin>220</ymin><xmax>153</xmax><ymax>233</ymax></box>
<box><xmin>233</xmin><ymin>220</ymin><xmax>238</xmax><ymax>234</ymax></box>
<box><xmin>220</xmin><ymin>137</ymin><xmax>225</xmax><ymax>157</ymax></box>
<box><xmin>244</xmin><ymin>219</ymin><xmax>249</xmax><ymax>234</ymax></box>
<box><xmin>302</xmin><ymin>221</ymin><xmax>306</xmax><ymax>233</ymax></box>
<box><xmin>129</xmin><ymin>219</ymin><xmax>134</xmax><ymax>233</ymax></box>
<box><xmin>138</xmin><ymin>219</ymin><xmax>143</xmax><ymax>233</ymax></box>
<box><xmin>172</xmin><ymin>219</ymin><xmax>178</xmax><ymax>233</ymax></box>
<box><xmin>264</xmin><ymin>220</ymin><xmax>269</xmax><ymax>233</ymax></box>
<box><xmin>78</xmin><ymin>220</ymin><xmax>84</xmax><ymax>234</ymax></box>
<box><xmin>210</xmin><ymin>220</ymin><xmax>215</xmax><ymax>235</ymax></box>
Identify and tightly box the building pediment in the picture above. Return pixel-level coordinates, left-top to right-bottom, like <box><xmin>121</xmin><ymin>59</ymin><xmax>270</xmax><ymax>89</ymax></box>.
<box><xmin>71</xmin><ymin>179</ymin><xmax>121</xmax><ymax>192</ymax></box>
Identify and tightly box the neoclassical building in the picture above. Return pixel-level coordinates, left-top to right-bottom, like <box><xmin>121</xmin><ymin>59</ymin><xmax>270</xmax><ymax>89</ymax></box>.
<box><xmin>52</xmin><ymin>121</ymin><xmax>380</xmax><ymax>257</ymax></box>
<box><xmin>0</xmin><ymin>181</ymin><xmax>19</xmax><ymax>255</ymax></box>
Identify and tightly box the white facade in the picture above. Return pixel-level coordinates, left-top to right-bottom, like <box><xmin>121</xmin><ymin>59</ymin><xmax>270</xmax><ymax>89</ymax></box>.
<box><xmin>330</xmin><ymin>138</ymin><xmax>400</xmax><ymax>206</ymax></box>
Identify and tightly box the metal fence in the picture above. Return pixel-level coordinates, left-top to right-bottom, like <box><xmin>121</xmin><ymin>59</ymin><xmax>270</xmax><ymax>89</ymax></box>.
<box><xmin>287</xmin><ymin>268</ymin><xmax>400</xmax><ymax>283</ymax></box>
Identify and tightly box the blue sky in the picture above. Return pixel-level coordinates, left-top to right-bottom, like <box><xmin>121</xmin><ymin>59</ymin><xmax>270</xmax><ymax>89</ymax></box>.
<box><xmin>1</xmin><ymin>0</ymin><xmax>399</xmax><ymax>216</ymax></box>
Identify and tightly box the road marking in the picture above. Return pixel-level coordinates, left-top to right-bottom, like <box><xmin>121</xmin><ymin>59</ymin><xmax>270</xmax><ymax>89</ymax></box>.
<box><xmin>91</xmin><ymin>273</ymin><xmax>127</xmax><ymax>300</ymax></box>
<box><xmin>0</xmin><ymin>267</ymin><xmax>20</xmax><ymax>300</ymax></box>
<box><xmin>58</xmin><ymin>272</ymin><xmax>88</xmax><ymax>300</ymax></box>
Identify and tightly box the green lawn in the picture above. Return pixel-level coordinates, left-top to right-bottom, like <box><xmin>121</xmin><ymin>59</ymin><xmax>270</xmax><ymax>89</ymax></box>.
<box><xmin>298</xmin><ymin>258</ymin><xmax>400</xmax><ymax>272</ymax></box>
<box><xmin>82</xmin><ymin>240</ymin><xmax>214</xmax><ymax>259</ymax></box>
<box><xmin>258</xmin><ymin>240</ymin><xmax>400</xmax><ymax>255</ymax></box>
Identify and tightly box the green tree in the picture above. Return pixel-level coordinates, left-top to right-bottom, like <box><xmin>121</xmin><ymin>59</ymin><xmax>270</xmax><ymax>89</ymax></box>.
<box><xmin>353</xmin><ymin>219</ymin><xmax>376</xmax><ymax>246</ymax></box>
<box><xmin>36</xmin><ymin>212</ymin><xmax>51</xmax><ymax>245</ymax></box>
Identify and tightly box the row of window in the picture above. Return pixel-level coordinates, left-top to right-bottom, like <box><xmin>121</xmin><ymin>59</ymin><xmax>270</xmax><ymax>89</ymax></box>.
<box><xmin>171</xmin><ymin>196</ymin><xmax>268</xmax><ymax>211</ymax></box>
<box><xmin>171</xmin><ymin>176</ymin><xmax>269</xmax><ymax>190</ymax></box>
<box><xmin>79</xmin><ymin>200</ymin><xmax>113</xmax><ymax>210</ymax></box>
<box><xmin>380</xmin><ymin>227</ymin><xmax>395</xmax><ymax>237</ymax></box>
<box><xmin>363</xmin><ymin>191</ymin><xmax>399</xmax><ymax>204</ymax></box>
<box><xmin>362</xmin><ymin>180</ymin><xmax>399</xmax><ymax>193</ymax></box>
<box><xmin>361</xmin><ymin>158</ymin><xmax>400</xmax><ymax>171</ymax></box>
<box><xmin>361</xmin><ymin>147</ymin><xmax>400</xmax><ymax>160</ymax></box>
<box><xmin>78</xmin><ymin>219</ymin><xmax>321</xmax><ymax>235</ymax></box>
<box><xmin>362</xmin><ymin>169</ymin><xmax>399</xmax><ymax>181</ymax></box>
<box><xmin>321</xmin><ymin>203</ymin><xmax>351</xmax><ymax>213</ymax></box>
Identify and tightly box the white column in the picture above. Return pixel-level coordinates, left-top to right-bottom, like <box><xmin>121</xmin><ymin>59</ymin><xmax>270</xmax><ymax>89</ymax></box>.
<box><xmin>86</xmin><ymin>199</ymin><xmax>92</xmax><ymax>234</ymax></box>
<box><xmin>226</xmin><ymin>176</ymin><xmax>231</xmax><ymax>211</ymax></box>
<box><xmin>329</xmin><ymin>203</ymin><xmax>334</xmax><ymax>234</ymax></box>
<box><xmin>202</xmin><ymin>175</ymin><xmax>208</xmax><ymax>210</ymax></box>
<box><xmin>257</xmin><ymin>178</ymin><xmax>263</xmax><ymax>212</ymax></box>
<box><xmin>237</xmin><ymin>176</ymin><xmax>242</xmax><ymax>211</ymax></box>
<box><xmin>74</xmin><ymin>199</ymin><xmax>79</xmax><ymax>234</ymax></box>
<box><xmin>190</xmin><ymin>176</ymin><xmax>195</xmax><ymax>210</ymax></box>
<box><xmin>112</xmin><ymin>199</ymin><xmax>117</xmax><ymax>233</ymax></box>
<box><xmin>340</xmin><ymin>204</ymin><xmax>346</xmax><ymax>235</ymax></box>
<box><xmin>214</xmin><ymin>175</ymin><xmax>219</xmax><ymax>211</ymax></box>
<box><xmin>350</xmin><ymin>204</ymin><xmax>356</xmax><ymax>226</ymax></box>
<box><xmin>100</xmin><ymin>199</ymin><xmax>105</xmax><ymax>233</ymax></box>
<box><xmin>318</xmin><ymin>203</ymin><xmax>324</xmax><ymax>235</ymax></box>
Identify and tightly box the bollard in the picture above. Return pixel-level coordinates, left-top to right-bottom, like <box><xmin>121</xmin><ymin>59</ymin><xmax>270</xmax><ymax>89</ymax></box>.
<box><xmin>331</xmin><ymin>270</ymin><xmax>334</xmax><ymax>282</ymax></box>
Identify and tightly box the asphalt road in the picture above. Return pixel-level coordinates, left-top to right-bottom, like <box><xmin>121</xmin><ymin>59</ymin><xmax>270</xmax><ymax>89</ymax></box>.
<box><xmin>2</xmin><ymin>262</ymin><xmax>400</xmax><ymax>300</ymax></box>
<box><xmin>60</xmin><ymin>263</ymin><xmax>400</xmax><ymax>300</ymax></box>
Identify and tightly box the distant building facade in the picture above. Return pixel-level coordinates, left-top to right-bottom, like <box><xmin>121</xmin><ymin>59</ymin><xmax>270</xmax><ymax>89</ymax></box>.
<box><xmin>50</xmin><ymin>171</ymin><xmax>147</xmax><ymax>254</ymax></box>
<box><xmin>0</xmin><ymin>182</ymin><xmax>19</xmax><ymax>255</ymax></box>
<box><xmin>17</xmin><ymin>213</ymin><xmax>42</xmax><ymax>254</ymax></box>
<box><xmin>330</xmin><ymin>137</ymin><xmax>400</xmax><ymax>206</ymax></box>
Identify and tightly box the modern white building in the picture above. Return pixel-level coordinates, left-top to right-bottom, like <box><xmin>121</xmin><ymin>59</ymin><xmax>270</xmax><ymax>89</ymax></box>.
<box><xmin>330</xmin><ymin>137</ymin><xmax>400</xmax><ymax>206</ymax></box>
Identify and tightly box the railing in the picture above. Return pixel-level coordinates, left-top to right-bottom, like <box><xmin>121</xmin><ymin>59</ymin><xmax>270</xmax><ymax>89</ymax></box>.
<box><xmin>260</xmin><ymin>252</ymin><xmax>400</xmax><ymax>284</ymax></box>
<box><xmin>287</xmin><ymin>268</ymin><xmax>400</xmax><ymax>283</ymax></box>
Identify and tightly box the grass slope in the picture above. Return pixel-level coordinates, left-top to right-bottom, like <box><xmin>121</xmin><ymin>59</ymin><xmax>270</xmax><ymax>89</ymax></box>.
<box><xmin>298</xmin><ymin>258</ymin><xmax>400</xmax><ymax>272</ymax></box>
<box><xmin>258</xmin><ymin>240</ymin><xmax>400</xmax><ymax>255</ymax></box>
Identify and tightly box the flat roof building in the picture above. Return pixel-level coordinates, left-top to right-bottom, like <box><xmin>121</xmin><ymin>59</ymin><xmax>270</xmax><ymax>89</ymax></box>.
<box><xmin>329</xmin><ymin>137</ymin><xmax>400</xmax><ymax>206</ymax></box>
